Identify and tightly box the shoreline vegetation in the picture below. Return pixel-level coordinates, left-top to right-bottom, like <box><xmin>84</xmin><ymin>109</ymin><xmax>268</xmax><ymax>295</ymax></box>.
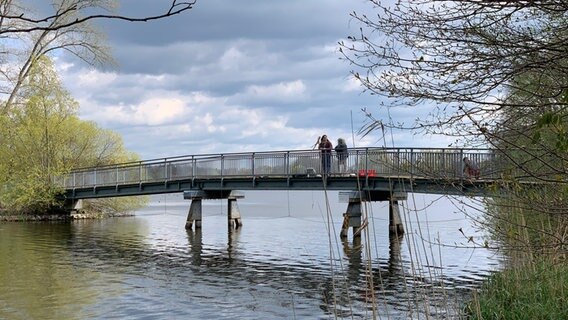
<box><xmin>0</xmin><ymin>210</ymin><xmax>134</xmax><ymax>222</ymax></box>
<box><xmin>466</xmin><ymin>202</ymin><xmax>568</xmax><ymax>318</ymax></box>
<box><xmin>467</xmin><ymin>259</ymin><xmax>568</xmax><ymax>319</ymax></box>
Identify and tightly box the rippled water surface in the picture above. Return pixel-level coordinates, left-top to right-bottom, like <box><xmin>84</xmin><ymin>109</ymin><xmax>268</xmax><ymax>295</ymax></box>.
<box><xmin>0</xmin><ymin>191</ymin><xmax>501</xmax><ymax>319</ymax></box>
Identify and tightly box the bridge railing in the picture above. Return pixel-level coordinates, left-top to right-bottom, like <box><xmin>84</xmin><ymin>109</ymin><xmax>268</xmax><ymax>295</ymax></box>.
<box><xmin>57</xmin><ymin>147</ymin><xmax>506</xmax><ymax>189</ymax></box>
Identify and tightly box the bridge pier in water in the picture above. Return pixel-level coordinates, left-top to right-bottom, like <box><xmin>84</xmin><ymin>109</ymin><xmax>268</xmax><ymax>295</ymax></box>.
<box><xmin>185</xmin><ymin>197</ymin><xmax>202</xmax><ymax>229</ymax></box>
<box><xmin>389</xmin><ymin>199</ymin><xmax>404</xmax><ymax>236</ymax></box>
<box><xmin>184</xmin><ymin>190</ymin><xmax>244</xmax><ymax>230</ymax></box>
<box><xmin>340</xmin><ymin>191</ymin><xmax>406</xmax><ymax>240</ymax></box>
<box><xmin>227</xmin><ymin>197</ymin><xmax>243</xmax><ymax>229</ymax></box>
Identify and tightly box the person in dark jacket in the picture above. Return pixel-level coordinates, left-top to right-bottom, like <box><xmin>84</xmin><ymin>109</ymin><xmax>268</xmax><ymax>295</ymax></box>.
<box><xmin>335</xmin><ymin>138</ymin><xmax>348</xmax><ymax>173</ymax></box>
<box><xmin>318</xmin><ymin>135</ymin><xmax>333</xmax><ymax>175</ymax></box>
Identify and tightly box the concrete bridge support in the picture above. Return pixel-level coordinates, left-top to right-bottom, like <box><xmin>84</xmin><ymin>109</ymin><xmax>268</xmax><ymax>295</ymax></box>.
<box><xmin>184</xmin><ymin>190</ymin><xmax>244</xmax><ymax>230</ymax></box>
<box><xmin>340</xmin><ymin>199</ymin><xmax>362</xmax><ymax>239</ymax></box>
<box><xmin>63</xmin><ymin>199</ymin><xmax>83</xmax><ymax>213</ymax></box>
<box><xmin>389</xmin><ymin>199</ymin><xmax>404</xmax><ymax>236</ymax></box>
<box><xmin>227</xmin><ymin>197</ymin><xmax>242</xmax><ymax>229</ymax></box>
<box><xmin>185</xmin><ymin>197</ymin><xmax>203</xmax><ymax>230</ymax></box>
<box><xmin>339</xmin><ymin>191</ymin><xmax>406</xmax><ymax>241</ymax></box>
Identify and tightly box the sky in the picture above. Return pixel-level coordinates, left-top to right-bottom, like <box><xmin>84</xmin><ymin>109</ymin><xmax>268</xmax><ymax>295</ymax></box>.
<box><xmin>54</xmin><ymin>0</ymin><xmax>452</xmax><ymax>160</ymax></box>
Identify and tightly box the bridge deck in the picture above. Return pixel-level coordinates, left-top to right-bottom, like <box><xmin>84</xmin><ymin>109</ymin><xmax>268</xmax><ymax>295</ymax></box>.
<box><xmin>64</xmin><ymin>175</ymin><xmax>492</xmax><ymax>199</ymax></box>
<box><xmin>58</xmin><ymin>147</ymin><xmax>509</xmax><ymax>200</ymax></box>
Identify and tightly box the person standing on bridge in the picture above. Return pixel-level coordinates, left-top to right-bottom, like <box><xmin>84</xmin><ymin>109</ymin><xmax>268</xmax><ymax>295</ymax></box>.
<box><xmin>318</xmin><ymin>134</ymin><xmax>333</xmax><ymax>175</ymax></box>
<box><xmin>335</xmin><ymin>138</ymin><xmax>348</xmax><ymax>173</ymax></box>
<box><xmin>463</xmin><ymin>157</ymin><xmax>480</xmax><ymax>179</ymax></box>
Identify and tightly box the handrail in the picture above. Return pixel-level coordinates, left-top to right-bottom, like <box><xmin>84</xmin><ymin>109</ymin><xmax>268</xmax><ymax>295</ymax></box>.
<box><xmin>67</xmin><ymin>147</ymin><xmax>494</xmax><ymax>172</ymax></box>
<box><xmin>58</xmin><ymin>147</ymin><xmax>513</xmax><ymax>190</ymax></box>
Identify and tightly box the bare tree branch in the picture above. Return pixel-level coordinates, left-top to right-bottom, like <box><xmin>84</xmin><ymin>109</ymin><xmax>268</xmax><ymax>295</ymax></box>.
<box><xmin>0</xmin><ymin>1</ymin><xmax>196</xmax><ymax>35</ymax></box>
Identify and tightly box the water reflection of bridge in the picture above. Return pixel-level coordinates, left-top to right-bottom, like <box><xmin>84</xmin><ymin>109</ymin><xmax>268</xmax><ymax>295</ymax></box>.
<box><xmin>185</xmin><ymin>229</ymin><xmax>474</xmax><ymax>318</ymax></box>
<box><xmin>58</xmin><ymin>147</ymin><xmax>509</xmax><ymax>239</ymax></box>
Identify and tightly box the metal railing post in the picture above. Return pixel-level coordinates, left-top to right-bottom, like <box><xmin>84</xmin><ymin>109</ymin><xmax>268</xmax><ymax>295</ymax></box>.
<box><xmin>221</xmin><ymin>154</ymin><xmax>224</xmax><ymax>177</ymax></box>
<box><xmin>410</xmin><ymin>148</ymin><xmax>414</xmax><ymax>177</ymax></box>
<box><xmin>442</xmin><ymin>149</ymin><xmax>445</xmax><ymax>178</ymax></box>
<box><xmin>252</xmin><ymin>153</ymin><xmax>255</xmax><ymax>176</ymax></box>
<box><xmin>357</xmin><ymin>149</ymin><xmax>362</xmax><ymax>177</ymax></box>
<box><xmin>192</xmin><ymin>156</ymin><xmax>196</xmax><ymax>178</ymax></box>
<box><xmin>164</xmin><ymin>158</ymin><xmax>168</xmax><ymax>180</ymax></box>
<box><xmin>365</xmin><ymin>148</ymin><xmax>369</xmax><ymax>175</ymax></box>
<box><xmin>365</xmin><ymin>148</ymin><xmax>369</xmax><ymax>181</ymax></box>
<box><xmin>286</xmin><ymin>151</ymin><xmax>290</xmax><ymax>176</ymax></box>
<box><xmin>459</xmin><ymin>149</ymin><xmax>464</xmax><ymax>179</ymax></box>
<box><xmin>397</xmin><ymin>148</ymin><xmax>401</xmax><ymax>175</ymax></box>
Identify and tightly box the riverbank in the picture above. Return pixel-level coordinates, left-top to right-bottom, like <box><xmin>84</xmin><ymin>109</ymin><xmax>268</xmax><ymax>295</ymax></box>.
<box><xmin>467</xmin><ymin>259</ymin><xmax>567</xmax><ymax>319</ymax></box>
<box><xmin>0</xmin><ymin>210</ymin><xmax>134</xmax><ymax>222</ymax></box>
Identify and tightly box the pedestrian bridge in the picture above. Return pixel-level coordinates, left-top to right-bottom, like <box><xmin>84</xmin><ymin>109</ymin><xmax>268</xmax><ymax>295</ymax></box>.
<box><xmin>58</xmin><ymin>147</ymin><xmax>505</xmax><ymax>200</ymax></box>
<box><xmin>56</xmin><ymin>147</ymin><xmax>518</xmax><ymax>238</ymax></box>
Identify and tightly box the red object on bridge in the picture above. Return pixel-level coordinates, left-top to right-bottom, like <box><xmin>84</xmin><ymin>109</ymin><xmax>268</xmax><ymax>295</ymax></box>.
<box><xmin>358</xmin><ymin>169</ymin><xmax>376</xmax><ymax>177</ymax></box>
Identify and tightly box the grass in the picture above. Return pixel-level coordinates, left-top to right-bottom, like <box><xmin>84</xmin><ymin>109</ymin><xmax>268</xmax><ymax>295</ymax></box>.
<box><xmin>466</xmin><ymin>259</ymin><xmax>568</xmax><ymax>319</ymax></box>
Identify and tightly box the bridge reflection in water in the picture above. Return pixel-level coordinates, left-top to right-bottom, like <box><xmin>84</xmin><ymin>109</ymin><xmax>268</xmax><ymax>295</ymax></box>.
<box><xmin>185</xmin><ymin>228</ymin><xmax>409</xmax><ymax>317</ymax></box>
<box><xmin>57</xmin><ymin>147</ymin><xmax>507</xmax><ymax>240</ymax></box>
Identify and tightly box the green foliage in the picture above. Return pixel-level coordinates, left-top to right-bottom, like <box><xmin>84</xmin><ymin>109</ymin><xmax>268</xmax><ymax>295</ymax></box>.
<box><xmin>0</xmin><ymin>167</ymin><xmax>62</xmax><ymax>213</ymax></box>
<box><xmin>478</xmin><ymin>188</ymin><xmax>568</xmax><ymax>319</ymax></box>
<box><xmin>536</xmin><ymin>112</ymin><xmax>562</xmax><ymax>127</ymax></box>
<box><xmin>0</xmin><ymin>56</ymin><xmax>142</xmax><ymax>213</ymax></box>
<box><xmin>466</xmin><ymin>260</ymin><xmax>568</xmax><ymax>320</ymax></box>
<box><xmin>492</xmin><ymin>66</ymin><xmax>568</xmax><ymax>184</ymax></box>
<box><xmin>531</xmin><ymin>111</ymin><xmax>568</xmax><ymax>152</ymax></box>
<box><xmin>83</xmin><ymin>196</ymin><xmax>149</xmax><ymax>215</ymax></box>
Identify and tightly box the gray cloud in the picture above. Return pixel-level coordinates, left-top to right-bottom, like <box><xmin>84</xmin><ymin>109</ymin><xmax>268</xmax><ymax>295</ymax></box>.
<box><xmin>56</xmin><ymin>0</ymin><xmax>433</xmax><ymax>159</ymax></box>
<box><xmin>103</xmin><ymin>1</ymin><xmax>366</xmax><ymax>45</ymax></box>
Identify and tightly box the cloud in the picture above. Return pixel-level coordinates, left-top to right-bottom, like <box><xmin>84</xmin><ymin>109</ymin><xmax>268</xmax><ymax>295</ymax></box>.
<box><xmin>54</xmin><ymin>0</ymin><xmax>443</xmax><ymax>160</ymax></box>
<box><xmin>115</xmin><ymin>98</ymin><xmax>186</xmax><ymax>126</ymax></box>
<box><xmin>77</xmin><ymin>69</ymin><xmax>118</xmax><ymax>88</ymax></box>
<box><xmin>342</xmin><ymin>76</ymin><xmax>363</xmax><ymax>92</ymax></box>
<box><xmin>243</xmin><ymin>80</ymin><xmax>307</xmax><ymax>102</ymax></box>
<box><xmin>219</xmin><ymin>47</ymin><xmax>248</xmax><ymax>71</ymax></box>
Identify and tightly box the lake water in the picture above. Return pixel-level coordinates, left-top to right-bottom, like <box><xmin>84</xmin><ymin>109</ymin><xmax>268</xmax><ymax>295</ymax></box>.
<box><xmin>0</xmin><ymin>191</ymin><xmax>501</xmax><ymax>319</ymax></box>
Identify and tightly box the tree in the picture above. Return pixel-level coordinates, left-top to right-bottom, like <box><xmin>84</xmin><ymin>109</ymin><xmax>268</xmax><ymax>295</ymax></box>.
<box><xmin>0</xmin><ymin>0</ymin><xmax>193</xmax><ymax>212</ymax></box>
<box><xmin>339</xmin><ymin>0</ymin><xmax>568</xmax><ymax>273</ymax></box>
<box><xmin>491</xmin><ymin>70</ymin><xmax>568</xmax><ymax>182</ymax></box>
<box><xmin>0</xmin><ymin>56</ymin><xmax>142</xmax><ymax>212</ymax></box>
<box><xmin>339</xmin><ymin>1</ymin><xmax>568</xmax><ymax>182</ymax></box>
<box><xmin>0</xmin><ymin>0</ymin><xmax>196</xmax><ymax>113</ymax></box>
<box><xmin>340</xmin><ymin>1</ymin><xmax>568</xmax><ymax>144</ymax></box>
